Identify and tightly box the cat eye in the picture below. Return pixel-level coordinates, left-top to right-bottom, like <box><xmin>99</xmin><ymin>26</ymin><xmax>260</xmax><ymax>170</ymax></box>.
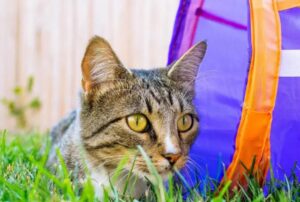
<box><xmin>126</xmin><ymin>114</ymin><xmax>149</xmax><ymax>133</ymax></box>
<box><xmin>177</xmin><ymin>114</ymin><xmax>193</xmax><ymax>132</ymax></box>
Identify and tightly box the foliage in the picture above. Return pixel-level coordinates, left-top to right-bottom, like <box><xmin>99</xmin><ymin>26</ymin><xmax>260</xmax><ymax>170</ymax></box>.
<box><xmin>0</xmin><ymin>130</ymin><xmax>299</xmax><ymax>202</ymax></box>
<box><xmin>1</xmin><ymin>76</ymin><xmax>41</xmax><ymax>129</ymax></box>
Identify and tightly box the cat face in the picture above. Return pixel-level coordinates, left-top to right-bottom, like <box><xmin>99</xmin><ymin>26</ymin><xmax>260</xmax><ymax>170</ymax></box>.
<box><xmin>80</xmin><ymin>36</ymin><xmax>206</xmax><ymax>180</ymax></box>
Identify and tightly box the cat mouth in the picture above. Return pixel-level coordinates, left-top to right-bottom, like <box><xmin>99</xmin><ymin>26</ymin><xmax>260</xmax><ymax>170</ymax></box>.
<box><xmin>156</xmin><ymin>164</ymin><xmax>183</xmax><ymax>178</ymax></box>
<box><xmin>162</xmin><ymin>165</ymin><xmax>181</xmax><ymax>173</ymax></box>
<box><xmin>129</xmin><ymin>156</ymin><xmax>187</xmax><ymax>180</ymax></box>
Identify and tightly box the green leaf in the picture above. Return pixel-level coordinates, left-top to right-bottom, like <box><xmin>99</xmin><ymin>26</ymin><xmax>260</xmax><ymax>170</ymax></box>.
<box><xmin>13</xmin><ymin>86</ymin><xmax>23</xmax><ymax>95</ymax></box>
<box><xmin>8</xmin><ymin>102</ymin><xmax>16</xmax><ymax>113</ymax></box>
<box><xmin>0</xmin><ymin>98</ymin><xmax>9</xmax><ymax>105</ymax></box>
<box><xmin>27</xmin><ymin>76</ymin><xmax>34</xmax><ymax>93</ymax></box>
<box><xmin>29</xmin><ymin>98</ymin><xmax>41</xmax><ymax>109</ymax></box>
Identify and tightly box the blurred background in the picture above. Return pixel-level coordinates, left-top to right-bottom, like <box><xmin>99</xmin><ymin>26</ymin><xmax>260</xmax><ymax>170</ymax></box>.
<box><xmin>0</xmin><ymin>0</ymin><xmax>179</xmax><ymax>132</ymax></box>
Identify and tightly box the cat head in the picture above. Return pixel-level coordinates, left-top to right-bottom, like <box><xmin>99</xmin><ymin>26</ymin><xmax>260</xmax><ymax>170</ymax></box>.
<box><xmin>80</xmin><ymin>36</ymin><xmax>206</xmax><ymax>180</ymax></box>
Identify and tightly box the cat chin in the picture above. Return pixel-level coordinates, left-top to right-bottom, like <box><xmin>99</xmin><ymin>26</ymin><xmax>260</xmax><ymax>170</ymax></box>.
<box><xmin>159</xmin><ymin>172</ymin><xmax>173</xmax><ymax>181</ymax></box>
<box><xmin>131</xmin><ymin>168</ymin><xmax>174</xmax><ymax>183</ymax></box>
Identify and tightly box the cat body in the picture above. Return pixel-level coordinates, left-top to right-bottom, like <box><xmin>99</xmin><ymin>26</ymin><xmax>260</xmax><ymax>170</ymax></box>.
<box><xmin>48</xmin><ymin>109</ymin><xmax>148</xmax><ymax>197</ymax></box>
<box><xmin>47</xmin><ymin>36</ymin><xmax>207</xmax><ymax>199</ymax></box>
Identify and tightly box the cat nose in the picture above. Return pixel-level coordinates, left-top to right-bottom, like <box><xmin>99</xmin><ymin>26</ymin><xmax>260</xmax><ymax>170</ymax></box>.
<box><xmin>163</xmin><ymin>153</ymin><xmax>181</xmax><ymax>166</ymax></box>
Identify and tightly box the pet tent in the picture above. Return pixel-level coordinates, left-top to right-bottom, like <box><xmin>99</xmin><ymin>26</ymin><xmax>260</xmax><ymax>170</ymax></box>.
<box><xmin>168</xmin><ymin>0</ymin><xmax>300</xmax><ymax>188</ymax></box>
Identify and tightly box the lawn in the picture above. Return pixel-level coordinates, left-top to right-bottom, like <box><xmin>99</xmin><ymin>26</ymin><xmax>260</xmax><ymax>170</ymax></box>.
<box><xmin>0</xmin><ymin>130</ymin><xmax>299</xmax><ymax>202</ymax></box>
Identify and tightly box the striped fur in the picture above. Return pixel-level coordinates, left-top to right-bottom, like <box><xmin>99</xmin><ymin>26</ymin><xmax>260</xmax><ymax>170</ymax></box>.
<box><xmin>47</xmin><ymin>36</ymin><xmax>207</xmax><ymax>198</ymax></box>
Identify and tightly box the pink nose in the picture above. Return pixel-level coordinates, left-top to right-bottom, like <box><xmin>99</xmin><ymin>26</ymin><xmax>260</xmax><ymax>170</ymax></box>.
<box><xmin>163</xmin><ymin>153</ymin><xmax>181</xmax><ymax>165</ymax></box>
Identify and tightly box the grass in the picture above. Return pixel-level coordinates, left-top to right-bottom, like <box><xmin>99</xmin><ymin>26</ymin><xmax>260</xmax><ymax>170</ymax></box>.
<box><xmin>0</xmin><ymin>129</ymin><xmax>299</xmax><ymax>202</ymax></box>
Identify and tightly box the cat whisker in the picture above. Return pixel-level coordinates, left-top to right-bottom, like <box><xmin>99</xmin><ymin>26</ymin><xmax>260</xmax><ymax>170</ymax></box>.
<box><xmin>183</xmin><ymin>163</ymin><xmax>194</xmax><ymax>184</ymax></box>
<box><xmin>115</xmin><ymin>172</ymin><xmax>130</xmax><ymax>187</ymax></box>
<box><xmin>187</xmin><ymin>158</ymin><xmax>205</xmax><ymax>173</ymax></box>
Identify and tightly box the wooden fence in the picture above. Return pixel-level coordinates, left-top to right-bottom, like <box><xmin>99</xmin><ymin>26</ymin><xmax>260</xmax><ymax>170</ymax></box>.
<box><xmin>0</xmin><ymin>0</ymin><xmax>179</xmax><ymax>131</ymax></box>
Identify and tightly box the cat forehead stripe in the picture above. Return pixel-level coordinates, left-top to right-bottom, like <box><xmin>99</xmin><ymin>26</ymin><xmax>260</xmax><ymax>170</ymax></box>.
<box><xmin>149</xmin><ymin>89</ymin><xmax>161</xmax><ymax>104</ymax></box>
<box><xmin>167</xmin><ymin>90</ymin><xmax>174</xmax><ymax>105</ymax></box>
<box><xmin>145</xmin><ymin>98</ymin><xmax>153</xmax><ymax>114</ymax></box>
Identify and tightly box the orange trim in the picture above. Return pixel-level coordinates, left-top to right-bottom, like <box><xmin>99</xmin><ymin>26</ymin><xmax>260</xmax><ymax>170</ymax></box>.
<box><xmin>224</xmin><ymin>0</ymin><xmax>281</xmax><ymax>188</ymax></box>
<box><xmin>277</xmin><ymin>0</ymin><xmax>300</xmax><ymax>10</ymax></box>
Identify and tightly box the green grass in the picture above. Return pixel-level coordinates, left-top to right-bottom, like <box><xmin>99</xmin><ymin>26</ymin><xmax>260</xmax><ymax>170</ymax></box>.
<box><xmin>0</xmin><ymin>130</ymin><xmax>299</xmax><ymax>202</ymax></box>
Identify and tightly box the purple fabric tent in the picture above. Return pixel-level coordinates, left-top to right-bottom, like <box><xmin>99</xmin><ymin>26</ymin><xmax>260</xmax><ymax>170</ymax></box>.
<box><xmin>168</xmin><ymin>0</ymin><xmax>300</xmax><ymax>186</ymax></box>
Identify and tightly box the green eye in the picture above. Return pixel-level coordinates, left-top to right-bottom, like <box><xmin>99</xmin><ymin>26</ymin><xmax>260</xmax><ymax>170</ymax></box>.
<box><xmin>177</xmin><ymin>114</ymin><xmax>193</xmax><ymax>132</ymax></box>
<box><xmin>126</xmin><ymin>114</ymin><xmax>148</xmax><ymax>132</ymax></box>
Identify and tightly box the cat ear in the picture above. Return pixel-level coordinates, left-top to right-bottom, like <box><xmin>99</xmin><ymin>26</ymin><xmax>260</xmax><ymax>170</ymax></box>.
<box><xmin>81</xmin><ymin>36</ymin><xmax>132</xmax><ymax>92</ymax></box>
<box><xmin>167</xmin><ymin>41</ymin><xmax>207</xmax><ymax>91</ymax></box>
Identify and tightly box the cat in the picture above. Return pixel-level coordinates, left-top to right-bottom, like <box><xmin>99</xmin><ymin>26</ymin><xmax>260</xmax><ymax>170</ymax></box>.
<box><xmin>47</xmin><ymin>36</ymin><xmax>207</xmax><ymax>199</ymax></box>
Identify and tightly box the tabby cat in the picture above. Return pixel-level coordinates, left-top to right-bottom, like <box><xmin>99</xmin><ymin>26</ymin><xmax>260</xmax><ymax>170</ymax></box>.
<box><xmin>47</xmin><ymin>36</ymin><xmax>207</xmax><ymax>198</ymax></box>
